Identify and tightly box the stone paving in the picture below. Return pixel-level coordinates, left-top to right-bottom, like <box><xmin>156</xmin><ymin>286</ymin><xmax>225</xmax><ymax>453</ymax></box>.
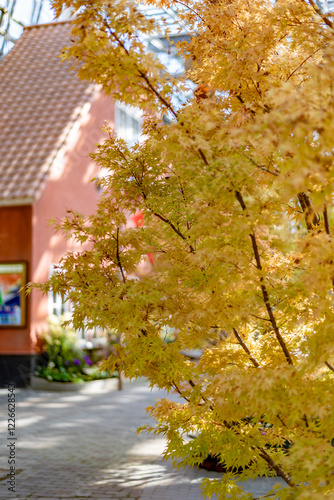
<box><xmin>0</xmin><ymin>379</ymin><xmax>284</xmax><ymax>500</ymax></box>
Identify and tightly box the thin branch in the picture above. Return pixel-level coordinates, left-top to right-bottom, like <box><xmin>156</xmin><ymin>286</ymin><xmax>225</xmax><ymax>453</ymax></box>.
<box><xmin>106</xmin><ymin>21</ymin><xmax>212</xmax><ymax>172</ymax></box>
<box><xmin>211</xmin><ymin>420</ymin><xmax>294</xmax><ymax>486</ymax></box>
<box><xmin>116</xmin><ymin>227</ymin><xmax>126</xmax><ymax>283</ymax></box>
<box><xmin>131</xmin><ymin>166</ymin><xmax>195</xmax><ymax>253</ymax></box>
<box><xmin>198</xmin><ymin>148</ymin><xmax>209</xmax><ymax>166</ymax></box>
<box><xmin>233</xmin><ymin>328</ymin><xmax>260</xmax><ymax>368</ymax></box>
<box><xmin>297</xmin><ymin>192</ymin><xmax>320</xmax><ymax>231</ymax></box>
<box><xmin>305</xmin><ymin>0</ymin><xmax>334</xmax><ymax>29</ymax></box>
<box><xmin>237</xmin><ymin>150</ymin><xmax>279</xmax><ymax>176</ymax></box>
<box><xmin>173</xmin><ymin>0</ymin><xmax>209</xmax><ymax>28</ymax></box>
<box><xmin>189</xmin><ymin>378</ymin><xmax>209</xmax><ymax>405</ymax></box>
<box><xmin>169</xmin><ymin>366</ymin><xmax>294</xmax><ymax>487</ymax></box>
<box><xmin>302</xmin><ymin>414</ymin><xmax>309</xmax><ymax>428</ymax></box>
<box><xmin>286</xmin><ymin>46</ymin><xmax>323</xmax><ymax>82</ymax></box>
<box><xmin>103</xmin><ymin>21</ymin><xmax>178</xmax><ymax>119</ymax></box>
<box><xmin>298</xmin><ymin>195</ymin><xmax>334</xmax><ymax>288</ymax></box>
<box><xmin>105</xmin><ymin>24</ymin><xmax>210</xmax><ymax>170</ymax></box>
<box><xmin>258</xmin><ymin>448</ymin><xmax>295</xmax><ymax>487</ymax></box>
<box><xmin>250</xmin><ymin>313</ymin><xmax>271</xmax><ymax>322</ymax></box>
<box><xmin>277</xmin><ymin>414</ymin><xmax>287</xmax><ymax>428</ymax></box>
<box><xmin>115</xmin><ymin>144</ymin><xmax>129</xmax><ymax>162</ymax></box>
<box><xmin>249</xmin><ymin>232</ymin><xmax>294</xmax><ymax>365</ymax></box>
<box><xmin>152</xmin><ymin>211</ymin><xmax>195</xmax><ymax>253</ymax></box>
<box><xmin>137</xmin><ymin>67</ymin><xmax>178</xmax><ymax>119</ymax></box>
<box><xmin>172</xmin><ymin>381</ymin><xmax>190</xmax><ymax>402</ymax></box>
<box><xmin>171</xmin><ymin>377</ymin><xmax>208</xmax><ymax>407</ymax></box>
<box><xmin>177</xmin><ymin>177</ymin><xmax>191</xmax><ymax>230</ymax></box>
<box><xmin>236</xmin><ymin>192</ymin><xmax>294</xmax><ymax>365</ymax></box>
<box><xmin>251</xmin><ymin>77</ymin><xmax>262</xmax><ymax>98</ymax></box>
<box><xmin>235</xmin><ymin>190</ymin><xmax>246</xmax><ymax>210</ymax></box>
<box><xmin>322</xmin><ymin>204</ymin><xmax>334</xmax><ymax>287</ymax></box>
<box><xmin>325</xmin><ymin>360</ymin><xmax>334</xmax><ymax>372</ymax></box>
<box><xmin>236</xmin><ymin>94</ymin><xmax>245</xmax><ymax>104</ymax></box>
<box><xmin>324</xmin><ymin>204</ymin><xmax>330</xmax><ymax>236</ymax></box>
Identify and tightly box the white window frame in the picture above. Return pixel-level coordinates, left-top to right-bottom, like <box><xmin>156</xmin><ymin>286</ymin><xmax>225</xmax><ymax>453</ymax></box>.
<box><xmin>115</xmin><ymin>102</ymin><xmax>142</xmax><ymax>147</ymax></box>
<box><xmin>48</xmin><ymin>264</ymin><xmax>71</xmax><ymax>318</ymax></box>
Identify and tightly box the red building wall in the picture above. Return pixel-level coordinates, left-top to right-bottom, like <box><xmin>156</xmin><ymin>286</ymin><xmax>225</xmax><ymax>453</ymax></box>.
<box><xmin>0</xmin><ymin>205</ymin><xmax>33</xmax><ymax>386</ymax></box>
<box><xmin>30</xmin><ymin>92</ymin><xmax>114</xmax><ymax>349</ymax></box>
<box><xmin>0</xmin><ymin>205</ymin><xmax>32</xmax><ymax>353</ymax></box>
<box><xmin>0</xmin><ymin>92</ymin><xmax>114</xmax><ymax>386</ymax></box>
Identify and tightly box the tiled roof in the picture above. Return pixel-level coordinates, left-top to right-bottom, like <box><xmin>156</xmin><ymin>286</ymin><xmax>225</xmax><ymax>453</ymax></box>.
<box><xmin>0</xmin><ymin>22</ymin><xmax>95</xmax><ymax>203</ymax></box>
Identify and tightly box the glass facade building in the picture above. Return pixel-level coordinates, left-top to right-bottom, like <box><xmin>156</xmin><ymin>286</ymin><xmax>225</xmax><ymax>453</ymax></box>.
<box><xmin>0</xmin><ymin>0</ymin><xmax>69</xmax><ymax>58</ymax></box>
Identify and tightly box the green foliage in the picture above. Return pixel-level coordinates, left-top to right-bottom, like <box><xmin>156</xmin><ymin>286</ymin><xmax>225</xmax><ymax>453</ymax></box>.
<box><xmin>37</xmin><ymin>0</ymin><xmax>334</xmax><ymax>497</ymax></box>
<box><xmin>35</xmin><ymin>316</ymin><xmax>110</xmax><ymax>383</ymax></box>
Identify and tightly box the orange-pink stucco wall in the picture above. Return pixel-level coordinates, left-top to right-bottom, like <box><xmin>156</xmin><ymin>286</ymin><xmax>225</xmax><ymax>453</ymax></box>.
<box><xmin>30</xmin><ymin>91</ymin><xmax>114</xmax><ymax>352</ymax></box>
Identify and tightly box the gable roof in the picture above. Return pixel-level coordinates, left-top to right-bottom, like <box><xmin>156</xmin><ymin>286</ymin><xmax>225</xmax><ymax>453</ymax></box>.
<box><xmin>0</xmin><ymin>21</ymin><xmax>96</xmax><ymax>205</ymax></box>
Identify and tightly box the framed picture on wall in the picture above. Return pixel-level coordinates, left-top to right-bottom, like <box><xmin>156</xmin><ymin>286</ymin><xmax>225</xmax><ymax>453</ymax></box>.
<box><xmin>0</xmin><ymin>262</ymin><xmax>27</xmax><ymax>327</ymax></box>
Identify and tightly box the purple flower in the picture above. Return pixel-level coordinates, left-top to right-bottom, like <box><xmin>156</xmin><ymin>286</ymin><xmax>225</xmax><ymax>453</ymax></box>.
<box><xmin>84</xmin><ymin>355</ymin><xmax>92</xmax><ymax>366</ymax></box>
<box><xmin>73</xmin><ymin>358</ymin><xmax>81</xmax><ymax>366</ymax></box>
<box><xmin>65</xmin><ymin>361</ymin><xmax>69</xmax><ymax>366</ymax></box>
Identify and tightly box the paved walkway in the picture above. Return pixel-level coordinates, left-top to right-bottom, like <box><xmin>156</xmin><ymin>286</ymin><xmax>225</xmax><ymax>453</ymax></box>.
<box><xmin>0</xmin><ymin>379</ymin><xmax>283</xmax><ymax>500</ymax></box>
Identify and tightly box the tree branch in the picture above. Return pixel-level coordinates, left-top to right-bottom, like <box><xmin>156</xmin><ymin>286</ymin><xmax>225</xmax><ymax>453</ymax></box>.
<box><xmin>116</xmin><ymin>227</ymin><xmax>126</xmax><ymax>283</ymax></box>
<box><xmin>298</xmin><ymin>195</ymin><xmax>334</xmax><ymax>289</ymax></box>
<box><xmin>103</xmin><ymin>21</ymin><xmax>178</xmax><ymax>119</ymax></box>
<box><xmin>131</xmin><ymin>165</ymin><xmax>195</xmax><ymax>253</ymax></box>
<box><xmin>297</xmin><ymin>192</ymin><xmax>320</xmax><ymax>231</ymax></box>
<box><xmin>250</xmin><ymin>313</ymin><xmax>271</xmax><ymax>322</ymax></box>
<box><xmin>162</xmin><ymin>354</ymin><xmax>294</xmax><ymax>487</ymax></box>
<box><xmin>249</xmin><ymin>232</ymin><xmax>294</xmax><ymax>365</ymax></box>
<box><xmin>258</xmin><ymin>448</ymin><xmax>295</xmax><ymax>487</ymax></box>
<box><xmin>105</xmin><ymin>20</ymin><xmax>212</xmax><ymax>171</ymax></box>
<box><xmin>235</xmin><ymin>190</ymin><xmax>246</xmax><ymax>210</ymax></box>
<box><xmin>172</xmin><ymin>381</ymin><xmax>190</xmax><ymax>402</ymax></box>
<box><xmin>324</xmin><ymin>204</ymin><xmax>330</xmax><ymax>236</ymax></box>
<box><xmin>325</xmin><ymin>360</ymin><xmax>334</xmax><ymax>372</ymax></box>
<box><xmin>173</xmin><ymin>0</ymin><xmax>210</xmax><ymax>30</ymax></box>
<box><xmin>236</xmin><ymin>192</ymin><xmax>294</xmax><ymax>365</ymax></box>
<box><xmin>233</xmin><ymin>328</ymin><xmax>260</xmax><ymax>368</ymax></box>
<box><xmin>211</xmin><ymin>420</ymin><xmax>294</xmax><ymax>486</ymax></box>
<box><xmin>305</xmin><ymin>0</ymin><xmax>334</xmax><ymax>29</ymax></box>
<box><xmin>237</xmin><ymin>150</ymin><xmax>279</xmax><ymax>176</ymax></box>
<box><xmin>198</xmin><ymin>148</ymin><xmax>209</xmax><ymax>166</ymax></box>
<box><xmin>286</xmin><ymin>46</ymin><xmax>323</xmax><ymax>82</ymax></box>
<box><xmin>152</xmin><ymin>211</ymin><xmax>195</xmax><ymax>253</ymax></box>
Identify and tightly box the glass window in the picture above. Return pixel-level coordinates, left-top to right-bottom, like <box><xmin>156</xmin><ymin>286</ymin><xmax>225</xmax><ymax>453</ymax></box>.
<box><xmin>115</xmin><ymin>102</ymin><xmax>142</xmax><ymax>147</ymax></box>
<box><xmin>48</xmin><ymin>265</ymin><xmax>70</xmax><ymax>318</ymax></box>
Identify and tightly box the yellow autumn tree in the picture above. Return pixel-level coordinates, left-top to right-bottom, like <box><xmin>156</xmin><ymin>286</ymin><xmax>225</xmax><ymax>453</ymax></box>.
<box><xmin>39</xmin><ymin>0</ymin><xmax>334</xmax><ymax>498</ymax></box>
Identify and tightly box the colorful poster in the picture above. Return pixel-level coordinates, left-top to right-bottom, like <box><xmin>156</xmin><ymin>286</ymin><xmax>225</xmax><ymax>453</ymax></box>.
<box><xmin>0</xmin><ymin>263</ymin><xmax>27</xmax><ymax>327</ymax></box>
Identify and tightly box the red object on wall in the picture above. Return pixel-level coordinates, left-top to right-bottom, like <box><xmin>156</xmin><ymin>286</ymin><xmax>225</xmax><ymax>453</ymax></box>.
<box><xmin>131</xmin><ymin>210</ymin><xmax>144</xmax><ymax>227</ymax></box>
<box><xmin>131</xmin><ymin>211</ymin><xmax>155</xmax><ymax>263</ymax></box>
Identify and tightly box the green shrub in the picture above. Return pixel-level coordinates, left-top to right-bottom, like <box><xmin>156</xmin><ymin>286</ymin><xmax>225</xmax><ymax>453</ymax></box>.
<box><xmin>35</xmin><ymin>315</ymin><xmax>111</xmax><ymax>383</ymax></box>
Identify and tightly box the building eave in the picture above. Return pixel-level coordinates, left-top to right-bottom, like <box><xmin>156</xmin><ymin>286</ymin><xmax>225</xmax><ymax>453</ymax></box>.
<box><xmin>0</xmin><ymin>197</ymin><xmax>35</xmax><ymax>207</ymax></box>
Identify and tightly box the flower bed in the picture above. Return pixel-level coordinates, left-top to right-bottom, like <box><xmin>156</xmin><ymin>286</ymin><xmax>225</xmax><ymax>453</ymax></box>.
<box><xmin>34</xmin><ymin>315</ymin><xmax>113</xmax><ymax>384</ymax></box>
